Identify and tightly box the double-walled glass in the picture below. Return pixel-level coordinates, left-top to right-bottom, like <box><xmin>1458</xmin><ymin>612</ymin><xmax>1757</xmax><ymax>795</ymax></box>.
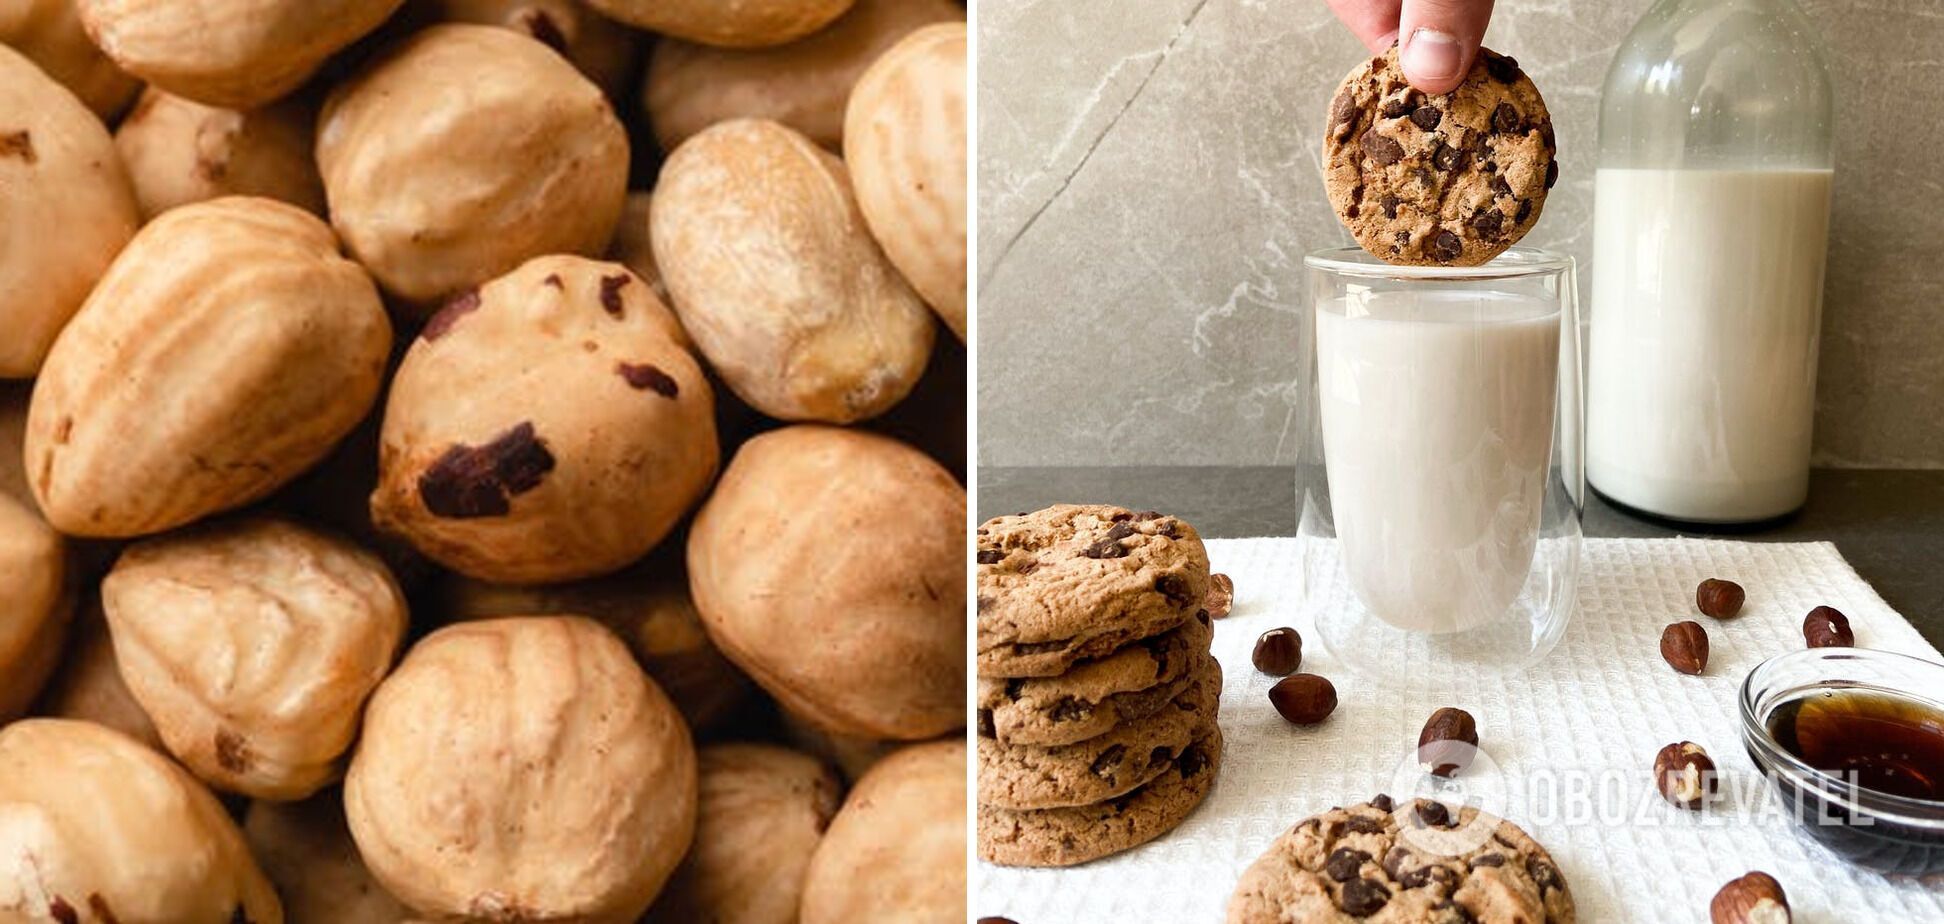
<box><xmin>1297</xmin><ymin>247</ymin><xmax>1582</xmax><ymax>683</ymax></box>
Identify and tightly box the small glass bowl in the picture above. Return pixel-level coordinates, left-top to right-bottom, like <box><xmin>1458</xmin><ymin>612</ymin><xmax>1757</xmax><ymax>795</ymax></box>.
<box><xmin>1739</xmin><ymin>647</ymin><xmax>1944</xmax><ymax>873</ymax></box>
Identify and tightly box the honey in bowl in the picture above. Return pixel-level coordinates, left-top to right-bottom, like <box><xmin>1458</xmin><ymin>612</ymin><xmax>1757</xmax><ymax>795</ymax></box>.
<box><xmin>1766</xmin><ymin>689</ymin><xmax>1944</xmax><ymax>802</ymax></box>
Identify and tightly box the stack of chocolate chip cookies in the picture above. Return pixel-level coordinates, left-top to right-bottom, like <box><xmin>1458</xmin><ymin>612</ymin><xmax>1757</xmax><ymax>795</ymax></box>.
<box><xmin>975</xmin><ymin>504</ymin><xmax>1223</xmax><ymax>867</ymax></box>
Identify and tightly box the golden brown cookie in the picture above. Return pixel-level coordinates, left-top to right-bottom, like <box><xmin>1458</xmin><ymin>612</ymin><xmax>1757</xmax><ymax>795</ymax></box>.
<box><xmin>977</xmin><ymin>505</ymin><xmax>1209</xmax><ymax>678</ymax></box>
<box><xmin>1323</xmin><ymin>46</ymin><xmax>1556</xmax><ymax>267</ymax></box>
<box><xmin>977</xmin><ymin>725</ymin><xmax>1221</xmax><ymax>868</ymax></box>
<box><xmin>1227</xmin><ymin>797</ymin><xmax>1575</xmax><ymax>923</ymax></box>
<box><xmin>977</xmin><ymin>657</ymin><xmax>1220</xmax><ymax>810</ymax></box>
<box><xmin>978</xmin><ymin>609</ymin><xmax>1211</xmax><ymax>747</ymax></box>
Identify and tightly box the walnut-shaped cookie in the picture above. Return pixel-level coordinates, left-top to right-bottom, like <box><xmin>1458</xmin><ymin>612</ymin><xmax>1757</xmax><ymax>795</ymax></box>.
<box><xmin>372</xmin><ymin>255</ymin><xmax>715</xmax><ymax>584</ymax></box>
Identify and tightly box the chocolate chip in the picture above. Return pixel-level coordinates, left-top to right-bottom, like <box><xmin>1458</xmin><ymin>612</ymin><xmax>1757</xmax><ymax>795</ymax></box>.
<box><xmin>1049</xmin><ymin>697</ymin><xmax>1091</xmax><ymax>722</ymax></box>
<box><xmin>1337</xmin><ymin>878</ymin><xmax>1391</xmax><ymax>916</ymax></box>
<box><xmin>1437</xmin><ymin>900</ymin><xmax>1478</xmax><ymax>923</ymax></box>
<box><xmin>1527</xmin><ymin>857</ymin><xmax>1562</xmax><ymax>891</ymax></box>
<box><xmin>1415</xmin><ymin>801</ymin><xmax>1452</xmax><ymax>828</ymax></box>
<box><xmin>1410</xmin><ymin>106</ymin><xmax>1443</xmax><ymax>131</ymax></box>
<box><xmin>0</xmin><ymin>130</ymin><xmax>35</xmax><ymax>164</ymax></box>
<box><xmin>598</xmin><ymin>273</ymin><xmax>630</xmax><ymax>317</ymax></box>
<box><xmin>976</xmin><ymin>549</ymin><xmax>1004</xmax><ymax>564</ymax></box>
<box><xmin>1516</xmin><ymin>199</ymin><xmax>1533</xmax><ymax>223</ymax></box>
<box><xmin>1178</xmin><ymin>744</ymin><xmax>1209</xmax><ymax>777</ymax></box>
<box><xmin>977</xmin><ymin>708</ymin><xmax>995</xmax><ymax>737</ymax></box>
<box><xmin>1331</xmin><ymin>89</ymin><xmax>1357</xmax><ymax>127</ymax></box>
<box><xmin>214</xmin><ymin>729</ymin><xmax>250</xmax><ymax>773</ymax></box>
<box><xmin>1485</xmin><ymin>52</ymin><xmax>1522</xmax><ymax>84</ymax></box>
<box><xmin>1382</xmin><ymin>846</ymin><xmax>1412</xmax><ymax>878</ymax></box>
<box><xmin>1492</xmin><ymin>102</ymin><xmax>1522</xmax><ymax>135</ymax></box>
<box><xmin>1003</xmin><ymin>678</ymin><xmax>1024</xmax><ymax>699</ymax></box>
<box><xmin>1430</xmin><ymin>230</ymin><xmax>1463</xmax><ymax>262</ymax></box>
<box><xmin>1344</xmin><ymin>815</ymin><xmax>1384</xmax><ymax>834</ymax></box>
<box><xmin>1135</xmin><ymin>510</ymin><xmax>1164</xmax><ymax>520</ymax></box>
<box><xmin>1492</xmin><ymin>175</ymin><xmax>1513</xmax><ymax>198</ymax></box>
<box><xmin>1154</xmin><ymin>574</ymin><xmax>1195</xmax><ymax>607</ymax></box>
<box><xmin>88</xmin><ymin>896</ymin><xmax>118</xmax><ymax>924</ymax></box>
<box><xmin>1371</xmin><ymin>793</ymin><xmax>1394</xmax><ymax>812</ymax></box>
<box><xmin>48</xmin><ymin>897</ymin><xmax>76</xmax><ymax>924</ymax></box>
<box><xmin>1400</xmin><ymin>865</ymin><xmax>1459</xmax><ymax>890</ymax></box>
<box><xmin>1109</xmin><ymin>510</ymin><xmax>1134</xmax><ymax>521</ymax></box>
<box><xmin>1540</xmin><ymin>119</ymin><xmax>1556</xmax><ymax>151</ymax></box>
<box><xmin>1381</xmin><ymin>195</ymin><xmax>1400</xmax><ymax>219</ymax></box>
<box><xmin>1346</xmin><ymin>203</ymin><xmax>1359</xmax><ymax>219</ymax></box>
<box><xmin>420</xmin><ymin>287</ymin><xmax>481</xmax><ymax>341</ymax></box>
<box><xmin>1470</xmin><ymin>209</ymin><xmax>1502</xmax><ymax>238</ymax></box>
<box><xmin>1380</xmin><ymin>97</ymin><xmax>1413</xmax><ymax>119</ymax></box>
<box><xmin>1083</xmin><ymin>535</ymin><xmax>1129</xmax><ymax>559</ymax></box>
<box><xmin>418</xmin><ymin>421</ymin><xmax>557</xmax><ymax>518</ymax></box>
<box><xmin>616</xmin><ymin>361</ymin><xmax>679</xmax><ymax>397</ymax></box>
<box><xmin>1359</xmin><ymin>129</ymin><xmax>1404</xmax><ymax>166</ymax></box>
<box><xmin>1326</xmin><ymin>847</ymin><xmax>1371</xmax><ymax>882</ymax></box>
<box><xmin>1394</xmin><ymin>230</ymin><xmax>1410</xmax><ymax>247</ymax></box>
<box><xmin>1431</xmin><ymin>142</ymin><xmax>1460</xmax><ymax>172</ymax></box>
<box><xmin>1545</xmin><ymin>160</ymin><xmax>1559</xmax><ymax>189</ymax></box>
<box><xmin>1469</xmin><ymin>853</ymin><xmax>1505</xmax><ymax>868</ymax></box>
<box><xmin>1089</xmin><ymin>744</ymin><xmax>1126</xmax><ymax>778</ymax></box>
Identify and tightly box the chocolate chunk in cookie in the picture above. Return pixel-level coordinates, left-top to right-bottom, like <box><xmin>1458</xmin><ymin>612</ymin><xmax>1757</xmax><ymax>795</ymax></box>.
<box><xmin>1322</xmin><ymin>46</ymin><xmax>1557</xmax><ymax>267</ymax></box>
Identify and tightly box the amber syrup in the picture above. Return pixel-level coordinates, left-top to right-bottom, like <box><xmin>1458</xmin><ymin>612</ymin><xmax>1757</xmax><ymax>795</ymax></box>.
<box><xmin>1758</xmin><ymin>688</ymin><xmax>1944</xmax><ymax>872</ymax></box>
<box><xmin>1767</xmin><ymin>689</ymin><xmax>1944</xmax><ymax>802</ymax></box>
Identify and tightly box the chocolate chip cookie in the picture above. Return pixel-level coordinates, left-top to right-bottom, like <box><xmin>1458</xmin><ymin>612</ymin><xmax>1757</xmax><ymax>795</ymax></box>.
<box><xmin>978</xmin><ymin>658</ymin><xmax>1220</xmax><ymax>810</ymax></box>
<box><xmin>978</xmin><ymin>606</ymin><xmax>1212</xmax><ymax>747</ymax></box>
<box><xmin>1323</xmin><ymin>46</ymin><xmax>1556</xmax><ymax>267</ymax></box>
<box><xmin>1227</xmin><ymin>797</ymin><xmax>1575</xmax><ymax>923</ymax></box>
<box><xmin>979</xmin><ymin>725</ymin><xmax>1222</xmax><ymax>868</ymax></box>
<box><xmin>977</xmin><ymin>505</ymin><xmax>1209</xmax><ymax>678</ymax></box>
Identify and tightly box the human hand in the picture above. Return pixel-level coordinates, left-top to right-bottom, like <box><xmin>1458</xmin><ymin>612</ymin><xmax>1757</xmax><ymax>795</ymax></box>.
<box><xmin>1324</xmin><ymin>0</ymin><xmax>1496</xmax><ymax>94</ymax></box>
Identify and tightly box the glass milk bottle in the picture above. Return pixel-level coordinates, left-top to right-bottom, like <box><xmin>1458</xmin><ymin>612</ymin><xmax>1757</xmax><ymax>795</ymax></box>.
<box><xmin>1588</xmin><ymin>0</ymin><xmax>1833</xmax><ymax>523</ymax></box>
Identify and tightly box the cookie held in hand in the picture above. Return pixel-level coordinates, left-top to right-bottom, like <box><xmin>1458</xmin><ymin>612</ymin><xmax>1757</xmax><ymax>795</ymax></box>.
<box><xmin>1323</xmin><ymin>46</ymin><xmax>1557</xmax><ymax>267</ymax></box>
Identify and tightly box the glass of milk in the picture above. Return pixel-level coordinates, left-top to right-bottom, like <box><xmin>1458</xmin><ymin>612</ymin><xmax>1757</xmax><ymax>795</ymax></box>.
<box><xmin>1297</xmin><ymin>247</ymin><xmax>1582</xmax><ymax>682</ymax></box>
<box><xmin>1589</xmin><ymin>0</ymin><xmax>1833</xmax><ymax>523</ymax></box>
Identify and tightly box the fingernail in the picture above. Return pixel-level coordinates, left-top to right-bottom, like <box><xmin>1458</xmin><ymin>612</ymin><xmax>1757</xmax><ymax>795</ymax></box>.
<box><xmin>1402</xmin><ymin>28</ymin><xmax>1463</xmax><ymax>81</ymax></box>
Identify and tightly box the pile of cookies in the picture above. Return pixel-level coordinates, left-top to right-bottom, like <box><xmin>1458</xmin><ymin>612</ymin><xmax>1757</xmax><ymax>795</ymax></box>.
<box><xmin>975</xmin><ymin>504</ymin><xmax>1223</xmax><ymax>867</ymax></box>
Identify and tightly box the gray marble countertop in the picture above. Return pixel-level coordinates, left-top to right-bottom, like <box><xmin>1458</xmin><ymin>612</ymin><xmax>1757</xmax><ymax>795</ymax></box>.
<box><xmin>979</xmin><ymin>467</ymin><xmax>1944</xmax><ymax>648</ymax></box>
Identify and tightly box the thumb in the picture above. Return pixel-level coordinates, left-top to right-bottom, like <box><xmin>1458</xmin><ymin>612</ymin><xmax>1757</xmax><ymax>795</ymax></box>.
<box><xmin>1397</xmin><ymin>0</ymin><xmax>1495</xmax><ymax>93</ymax></box>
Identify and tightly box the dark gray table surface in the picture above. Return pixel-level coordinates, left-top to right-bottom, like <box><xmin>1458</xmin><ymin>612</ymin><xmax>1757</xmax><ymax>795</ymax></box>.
<box><xmin>979</xmin><ymin>467</ymin><xmax>1944</xmax><ymax>648</ymax></box>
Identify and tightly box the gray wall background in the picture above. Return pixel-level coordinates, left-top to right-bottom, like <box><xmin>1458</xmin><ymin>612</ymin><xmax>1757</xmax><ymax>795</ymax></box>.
<box><xmin>976</xmin><ymin>0</ymin><xmax>1944</xmax><ymax>468</ymax></box>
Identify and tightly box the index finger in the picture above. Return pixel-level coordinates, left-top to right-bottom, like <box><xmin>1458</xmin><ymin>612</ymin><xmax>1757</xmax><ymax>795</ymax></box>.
<box><xmin>1324</xmin><ymin>0</ymin><xmax>1403</xmax><ymax>53</ymax></box>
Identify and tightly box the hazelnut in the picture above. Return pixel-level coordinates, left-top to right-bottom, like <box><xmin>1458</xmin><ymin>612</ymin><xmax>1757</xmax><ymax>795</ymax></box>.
<box><xmin>77</xmin><ymin>0</ymin><xmax>403</xmax><ymax>109</ymax></box>
<box><xmin>1269</xmin><ymin>673</ymin><xmax>1338</xmax><ymax>725</ymax></box>
<box><xmin>102</xmin><ymin>517</ymin><xmax>408</xmax><ymax>799</ymax></box>
<box><xmin>585</xmin><ymin>0</ymin><xmax>853</xmax><ymax>47</ymax></box>
<box><xmin>431</xmin><ymin>549</ymin><xmax>755</xmax><ymax>735</ymax></box>
<box><xmin>0</xmin><ymin>493</ymin><xmax>68</xmax><ymax>720</ymax></box>
<box><xmin>800</xmin><ymin>740</ymin><xmax>965</xmax><ymax>924</ymax></box>
<box><xmin>643</xmin><ymin>0</ymin><xmax>961</xmax><ymax>151</ymax></box>
<box><xmin>25</xmin><ymin>196</ymin><xmax>391</xmax><ymax>538</ymax></box>
<box><xmin>0</xmin><ymin>719</ymin><xmax>282</xmax><ymax>922</ymax></box>
<box><xmin>244</xmin><ymin>795</ymin><xmax>412</xmax><ymax>923</ymax></box>
<box><xmin>846</xmin><ymin>22</ymin><xmax>968</xmax><ymax>339</ymax></box>
<box><xmin>114</xmin><ymin>87</ymin><xmax>326</xmax><ymax>219</ymax></box>
<box><xmin>416</xmin><ymin>0</ymin><xmax>639</xmax><ymax>97</ymax></box>
<box><xmin>688</xmin><ymin>426</ymin><xmax>965</xmax><ymax>739</ymax></box>
<box><xmin>652</xmin><ymin>118</ymin><xmax>936</xmax><ymax>423</ymax></box>
<box><xmin>1696</xmin><ymin>578</ymin><xmax>1746</xmax><ymax>619</ymax></box>
<box><xmin>1660</xmin><ymin>620</ymin><xmax>1709</xmax><ymax>675</ymax></box>
<box><xmin>1251</xmin><ymin>626</ymin><xmax>1303</xmax><ymax>675</ymax></box>
<box><xmin>1417</xmin><ymin>706</ymin><xmax>1480</xmax><ymax>777</ymax></box>
<box><xmin>646</xmin><ymin>744</ymin><xmax>843</xmax><ymax>924</ymax></box>
<box><xmin>1710</xmin><ymin>871</ymin><xmax>1790</xmax><ymax>924</ymax></box>
<box><xmin>1653</xmin><ymin>741</ymin><xmax>1719</xmax><ymax>809</ymax></box>
<box><xmin>0</xmin><ymin>0</ymin><xmax>140</xmax><ymax>118</ymax></box>
<box><xmin>346</xmin><ymin>616</ymin><xmax>698</xmax><ymax>922</ymax></box>
<box><xmin>1803</xmin><ymin>605</ymin><xmax>1854</xmax><ymax>648</ymax></box>
<box><xmin>1205</xmin><ymin>572</ymin><xmax>1236</xmax><ymax>619</ymax></box>
<box><xmin>318</xmin><ymin>24</ymin><xmax>629</xmax><ymax>308</ymax></box>
<box><xmin>372</xmin><ymin>255</ymin><xmax>715</xmax><ymax>584</ymax></box>
<box><xmin>0</xmin><ymin>44</ymin><xmax>140</xmax><ymax>379</ymax></box>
